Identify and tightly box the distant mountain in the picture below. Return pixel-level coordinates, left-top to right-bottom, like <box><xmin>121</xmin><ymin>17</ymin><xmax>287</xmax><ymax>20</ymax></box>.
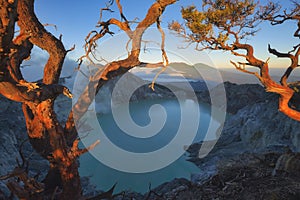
<box><xmin>142</xmin><ymin>62</ymin><xmax>300</xmax><ymax>85</ymax></box>
<box><xmin>135</xmin><ymin>62</ymin><xmax>259</xmax><ymax>86</ymax></box>
<box><xmin>220</xmin><ymin>67</ymin><xmax>300</xmax><ymax>84</ymax></box>
<box><xmin>63</xmin><ymin>62</ymin><xmax>300</xmax><ymax>96</ymax></box>
<box><xmin>218</xmin><ymin>68</ymin><xmax>260</xmax><ymax>84</ymax></box>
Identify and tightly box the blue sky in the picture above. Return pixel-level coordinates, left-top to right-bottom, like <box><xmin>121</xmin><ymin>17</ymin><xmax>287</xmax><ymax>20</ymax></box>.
<box><xmin>31</xmin><ymin>0</ymin><xmax>299</xmax><ymax>69</ymax></box>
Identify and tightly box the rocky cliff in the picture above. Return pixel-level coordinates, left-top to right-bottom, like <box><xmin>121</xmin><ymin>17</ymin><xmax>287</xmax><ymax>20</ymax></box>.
<box><xmin>188</xmin><ymin>82</ymin><xmax>300</xmax><ymax>185</ymax></box>
<box><xmin>0</xmin><ymin>96</ymin><xmax>49</xmax><ymax>197</ymax></box>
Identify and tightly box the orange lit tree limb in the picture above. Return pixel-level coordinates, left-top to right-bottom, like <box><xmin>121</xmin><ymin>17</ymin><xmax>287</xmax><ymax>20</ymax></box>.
<box><xmin>170</xmin><ymin>0</ymin><xmax>300</xmax><ymax>121</ymax></box>
<box><xmin>67</xmin><ymin>0</ymin><xmax>177</xmax><ymax>130</ymax></box>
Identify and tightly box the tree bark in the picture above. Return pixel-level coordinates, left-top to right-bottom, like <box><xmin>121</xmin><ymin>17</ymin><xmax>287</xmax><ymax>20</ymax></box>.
<box><xmin>16</xmin><ymin>0</ymin><xmax>83</xmax><ymax>199</ymax></box>
<box><xmin>0</xmin><ymin>0</ymin><xmax>177</xmax><ymax>199</ymax></box>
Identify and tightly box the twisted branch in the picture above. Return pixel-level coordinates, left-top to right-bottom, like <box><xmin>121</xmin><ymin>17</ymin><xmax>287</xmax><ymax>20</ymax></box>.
<box><xmin>268</xmin><ymin>44</ymin><xmax>300</xmax><ymax>87</ymax></box>
<box><xmin>68</xmin><ymin>0</ymin><xmax>177</xmax><ymax>128</ymax></box>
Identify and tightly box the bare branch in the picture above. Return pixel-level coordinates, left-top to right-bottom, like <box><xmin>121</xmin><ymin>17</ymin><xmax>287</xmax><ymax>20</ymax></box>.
<box><xmin>150</xmin><ymin>66</ymin><xmax>167</xmax><ymax>91</ymax></box>
<box><xmin>17</xmin><ymin>0</ymin><xmax>67</xmax><ymax>85</ymax></box>
<box><xmin>268</xmin><ymin>44</ymin><xmax>293</xmax><ymax>58</ymax></box>
<box><xmin>174</xmin><ymin>0</ymin><xmax>300</xmax><ymax>121</ymax></box>
<box><xmin>146</xmin><ymin>18</ymin><xmax>171</xmax><ymax>91</ymax></box>
<box><xmin>42</xmin><ymin>23</ymin><xmax>58</xmax><ymax>31</ymax></box>
<box><xmin>269</xmin><ymin>2</ymin><xmax>300</xmax><ymax>38</ymax></box>
<box><xmin>115</xmin><ymin>0</ymin><xmax>128</xmax><ymax>21</ymax></box>
<box><xmin>0</xmin><ymin>81</ymin><xmax>72</xmax><ymax>103</ymax></box>
<box><xmin>69</xmin><ymin>139</ymin><xmax>100</xmax><ymax>158</ymax></box>
<box><xmin>230</xmin><ymin>60</ymin><xmax>261</xmax><ymax>79</ymax></box>
<box><xmin>99</xmin><ymin>0</ymin><xmax>114</xmax><ymax>22</ymax></box>
<box><xmin>70</xmin><ymin>0</ymin><xmax>177</xmax><ymax>125</ymax></box>
<box><xmin>67</xmin><ymin>44</ymin><xmax>75</xmax><ymax>53</ymax></box>
<box><xmin>268</xmin><ymin>44</ymin><xmax>300</xmax><ymax>87</ymax></box>
<box><xmin>157</xmin><ymin>19</ymin><xmax>169</xmax><ymax>66</ymax></box>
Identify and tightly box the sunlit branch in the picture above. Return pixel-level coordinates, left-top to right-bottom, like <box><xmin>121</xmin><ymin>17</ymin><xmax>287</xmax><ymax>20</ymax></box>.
<box><xmin>268</xmin><ymin>44</ymin><xmax>300</xmax><ymax>87</ymax></box>
<box><xmin>116</xmin><ymin>0</ymin><xmax>128</xmax><ymax>21</ymax></box>
<box><xmin>70</xmin><ymin>139</ymin><xmax>100</xmax><ymax>158</ymax></box>
<box><xmin>171</xmin><ymin>0</ymin><xmax>300</xmax><ymax>121</ymax></box>
<box><xmin>17</xmin><ymin>0</ymin><xmax>67</xmax><ymax>85</ymax></box>
<box><xmin>68</xmin><ymin>0</ymin><xmax>177</xmax><ymax>129</ymax></box>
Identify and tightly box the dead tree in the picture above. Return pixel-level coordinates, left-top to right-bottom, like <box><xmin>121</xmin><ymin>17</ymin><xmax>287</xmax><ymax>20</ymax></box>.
<box><xmin>169</xmin><ymin>0</ymin><xmax>300</xmax><ymax>121</ymax></box>
<box><xmin>0</xmin><ymin>0</ymin><xmax>176</xmax><ymax>199</ymax></box>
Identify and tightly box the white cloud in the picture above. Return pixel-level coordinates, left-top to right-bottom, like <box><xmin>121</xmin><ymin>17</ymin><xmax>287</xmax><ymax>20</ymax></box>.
<box><xmin>21</xmin><ymin>47</ymin><xmax>78</xmax><ymax>82</ymax></box>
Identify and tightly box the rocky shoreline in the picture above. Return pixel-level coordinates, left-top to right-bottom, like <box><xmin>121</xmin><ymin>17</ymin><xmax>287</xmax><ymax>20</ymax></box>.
<box><xmin>1</xmin><ymin>74</ymin><xmax>300</xmax><ymax>199</ymax></box>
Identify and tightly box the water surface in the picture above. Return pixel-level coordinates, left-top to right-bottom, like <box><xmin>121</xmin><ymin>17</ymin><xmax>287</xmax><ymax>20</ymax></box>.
<box><xmin>79</xmin><ymin>98</ymin><xmax>212</xmax><ymax>193</ymax></box>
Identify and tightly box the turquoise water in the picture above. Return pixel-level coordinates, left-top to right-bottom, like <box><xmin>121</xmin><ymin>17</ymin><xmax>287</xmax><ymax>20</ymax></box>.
<box><xmin>79</xmin><ymin>99</ymin><xmax>212</xmax><ymax>193</ymax></box>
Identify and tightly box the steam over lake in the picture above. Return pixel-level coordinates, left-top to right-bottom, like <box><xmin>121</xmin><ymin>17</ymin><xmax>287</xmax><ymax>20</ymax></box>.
<box><xmin>79</xmin><ymin>98</ymin><xmax>216</xmax><ymax>193</ymax></box>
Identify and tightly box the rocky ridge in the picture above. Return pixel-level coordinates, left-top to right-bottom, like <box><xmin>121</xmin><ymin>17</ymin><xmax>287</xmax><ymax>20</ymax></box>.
<box><xmin>134</xmin><ymin>82</ymin><xmax>300</xmax><ymax>200</ymax></box>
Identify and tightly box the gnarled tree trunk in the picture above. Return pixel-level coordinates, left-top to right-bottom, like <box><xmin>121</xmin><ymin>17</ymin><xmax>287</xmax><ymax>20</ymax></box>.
<box><xmin>0</xmin><ymin>0</ymin><xmax>177</xmax><ymax>199</ymax></box>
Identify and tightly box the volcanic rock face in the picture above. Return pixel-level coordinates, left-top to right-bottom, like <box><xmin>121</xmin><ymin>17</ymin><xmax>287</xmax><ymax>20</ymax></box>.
<box><xmin>0</xmin><ymin>96</ymin><xmax>50</xmax><ymax>196</ymax></box>
<box><xmin>188</xmin><ymin>82</ymin><xmax>300</xmax><ymax>186</ymax></box>
<box><xmin>217</xmin><ymin>82</ymin><xmax>300</xmax><ymax>152</ymax></box>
